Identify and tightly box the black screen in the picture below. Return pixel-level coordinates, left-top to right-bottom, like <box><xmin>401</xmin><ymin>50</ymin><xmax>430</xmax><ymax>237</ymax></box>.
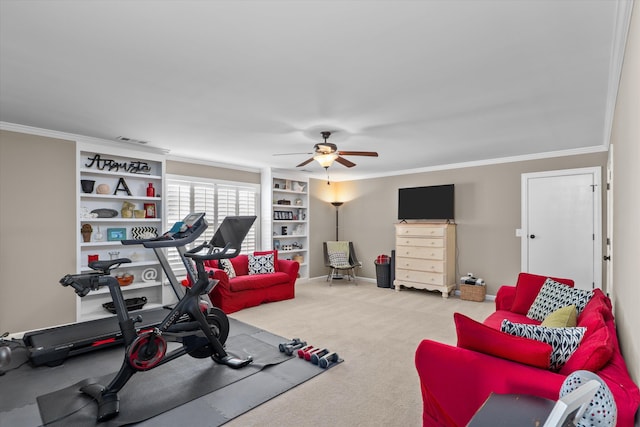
<box><xmin>209</xmin><ymin>215</ymin><xmax>257</xmax><ymax>254</ymax></box>
<box><xmin>398</xmin><ymin>185</ymin><xmax>455</xmax><ymax>220</ymax></box>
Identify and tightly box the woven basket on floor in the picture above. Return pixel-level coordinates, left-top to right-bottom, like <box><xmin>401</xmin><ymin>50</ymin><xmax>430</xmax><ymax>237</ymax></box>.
<box><xmin>460</xmin><ymin>284</ymin><xmax>486</xmax><ymax>302</ymax></box>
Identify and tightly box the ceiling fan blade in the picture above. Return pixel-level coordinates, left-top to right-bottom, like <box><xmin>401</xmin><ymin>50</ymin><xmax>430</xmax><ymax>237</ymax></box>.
<box><xmin>296</xmin><ymin>158</ymin><xmax>315</xmax><ymax>167</ymax></box>
<box><xmin>273</xmin><ymin>152</ymin><xmax>313</xmax><ymax>156</ymax></box>
<box><xmin>337</xmin><ymin>151</ymin><xmax>379</xmax><ymax>157</ymax></box>
<box><xmin>335</xmin><ymin>156</ymin><xmax>356</xmax><ymax>168</ymax></box>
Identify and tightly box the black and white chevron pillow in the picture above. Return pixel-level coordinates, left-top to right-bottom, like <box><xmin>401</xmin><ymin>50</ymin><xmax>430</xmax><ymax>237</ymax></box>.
<box><xmin>526</xmin><ymin>278</ymin><xmax>593</xmax><ymax>321</ymax></box>
<box><xmin>501</xmin><ymin>319</ymin><xmax>585</xmax><ymax>371</ymax></box>
<box><xmin>248</xmin><ymin>253</ymin><xmax>275</xmax><ymax>275</ymax></box>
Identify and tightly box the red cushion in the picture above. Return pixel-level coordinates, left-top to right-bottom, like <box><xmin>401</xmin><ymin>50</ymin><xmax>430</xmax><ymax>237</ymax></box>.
<box><xmin>228</xmin><ymin>272</ymin><xmax>291</xmax><ymax>292</ymax></box>
<box><xmin>454</xmin><ymin>313</ymin><xmax>552</xmax><ymax>369</ymax></box>
<box><xmin>254</xmin><ymin>250</ymin><xmax>279</xmax><ymax>271</ymax></box>
<box><xmin>230</xmin><ymin>255</ymin><xmax>249</xmax><ymax>276</ymax></box>
<box><xmin>578</xmin><ymin>288</ymin><xmax>613</xmax><ymax>323</ymax></box>
<box><xmin>559</xmin><ymin>324</ymin><xmax>614</xmax><ymax>374</ymax></box>
<box><xmin>483</xmin><ymin>310</ymin><xmax>540</xmax><ymax>330</ymax></box>
<box><xmin>510</xmin><ymin>273</ymin><xmax>574</xmax><ymax>315</ymax></box>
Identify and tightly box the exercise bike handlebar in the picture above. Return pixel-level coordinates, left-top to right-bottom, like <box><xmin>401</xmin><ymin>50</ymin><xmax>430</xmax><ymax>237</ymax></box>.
<box><xmin>184</xmin><ymin>242</ymin><xmax>240</xmax><ymax>262</ymax></box>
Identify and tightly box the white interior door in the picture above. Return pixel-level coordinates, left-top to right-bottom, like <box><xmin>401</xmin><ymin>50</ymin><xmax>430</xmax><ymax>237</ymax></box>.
<box><xmin>606</xmin><ymin>146</ymin><xmax>614</xmax><ymax>310</ymax></box>
<box><xmin>521</xmin><ymin>167</ymin><xmax>601</xmax><ymax>291</ymax></box>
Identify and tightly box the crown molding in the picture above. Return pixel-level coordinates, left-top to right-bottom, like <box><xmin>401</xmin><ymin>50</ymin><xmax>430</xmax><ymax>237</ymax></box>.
<box><xmin>0</xmin><ymin>122</ymin><xmax>170</xmax><ymax>155</ymax></box>
<box><xmin>323</xmin><ymin>145</ymin><xmax>608</xmax><ymax>182</ymax></box>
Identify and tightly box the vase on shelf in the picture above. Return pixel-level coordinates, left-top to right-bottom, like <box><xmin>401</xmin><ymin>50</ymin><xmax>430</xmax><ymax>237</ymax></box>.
<box><xmin>147</xmin><ymin>183</ymin><xmax>155</xmax><ymax>197</ymax></box>
<box><xmin>94</xmin><ymin>226</ymin><xmax>104</xmax><ymax>242</ymax></box>
<box><xmin>80</xmin><ymin>179</ymin><xmax>95</xmax><ymax>193</ymax></box>
<box><xmin>81</xmin><ymin>224</ymin><xmax>93</xmax><ymax>242</ymax></box>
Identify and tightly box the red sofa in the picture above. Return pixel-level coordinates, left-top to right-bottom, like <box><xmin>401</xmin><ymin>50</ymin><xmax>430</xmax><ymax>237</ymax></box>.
<box><xmin>204</xmin><ymin>253</ymin><xmax>299</xmax><ymax>314</ymax></box>
<box><xmin>415</xmin><ymin>273</ymin><xmax>640</xmax><ymax>426</ymax></box>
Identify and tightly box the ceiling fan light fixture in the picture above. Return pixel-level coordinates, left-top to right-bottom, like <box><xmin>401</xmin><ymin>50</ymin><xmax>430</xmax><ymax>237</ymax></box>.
<box><xmin>314</xmin><ymin>152</ymin><xmax>338</xmax><ymax>168</ymax></box>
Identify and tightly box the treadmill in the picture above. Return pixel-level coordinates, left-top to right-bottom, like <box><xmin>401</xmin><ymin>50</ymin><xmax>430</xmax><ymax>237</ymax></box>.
<box><xmin>24</xmin><ymin>212</ymin><xmax>210</xmax><ymax>367</ymax></box>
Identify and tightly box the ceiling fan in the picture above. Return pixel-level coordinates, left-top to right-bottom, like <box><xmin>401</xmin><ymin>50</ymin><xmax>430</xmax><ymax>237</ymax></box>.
<box><xmin>276</xmin><ymin>131</ymin><xmax>378</xmax><ymax>169</ymax></box>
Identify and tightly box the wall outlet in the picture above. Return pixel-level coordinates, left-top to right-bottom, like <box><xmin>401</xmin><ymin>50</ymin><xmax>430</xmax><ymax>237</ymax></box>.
<box><xmin>515</xmin><ymin>228</ymin><xmax>522</xmax><ymax>237</ymax></box>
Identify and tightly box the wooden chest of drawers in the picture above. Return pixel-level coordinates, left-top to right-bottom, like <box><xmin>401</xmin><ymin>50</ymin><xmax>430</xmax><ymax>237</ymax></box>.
<box><xmin>394</xmin><ymin>223</ymin><xmax>456</xmax><ymax>298</ymax></box>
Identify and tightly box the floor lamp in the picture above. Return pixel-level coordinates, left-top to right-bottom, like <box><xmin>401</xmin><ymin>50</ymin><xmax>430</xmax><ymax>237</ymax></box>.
<box><xmin>331</xmin><ymin>201</ymin><xmax>343</xmax><ymax>241</ymax></box>
<box><xmin>330</xmin><ymin>202</ymin><xmax>344</xmax><ymax>279</ymax></box>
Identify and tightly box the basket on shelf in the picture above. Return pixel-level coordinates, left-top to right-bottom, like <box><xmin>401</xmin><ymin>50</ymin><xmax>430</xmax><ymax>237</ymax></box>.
<box><xmin>116</xmin><ymin>274</ymin><xmax>134</xmax><ymax>287</ymax></box>
<box><xmin>460</xmin><ymin>284</ymin><xmax>486</xmax><ymax>302</ymax></box>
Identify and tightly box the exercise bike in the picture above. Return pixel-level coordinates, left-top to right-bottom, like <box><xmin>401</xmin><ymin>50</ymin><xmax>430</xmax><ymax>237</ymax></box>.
<box><xmin>59</xmin><ymin>214</ymin><xmax>256</xmax><ymax>422</ymax></box>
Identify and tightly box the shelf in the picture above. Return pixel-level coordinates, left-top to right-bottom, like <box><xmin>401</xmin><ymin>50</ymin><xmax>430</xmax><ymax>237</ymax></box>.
<box><xmin>81</xmin><ymin>241</ymin><xmax>124</xmax><ymax>248</ymax></box>
<box><xmin>279</xmin><ymin>249</ymin><xmax>307</xmax><ymax>254</ymax></box>
<box><xmin>80</xmin><ymin>218</ymin><xmax>162</xmax><ymax>223</ymax></box>
<box><xmin>272</xmin><ymin>204</ymin><xmax>306</xmax><ymax>208</ymax></box>
<box><xmin>81</xmin><ymin>194</ymin><xmax>162</xmax><ymax>202</ymax></box>
<box><xmin>273</xmin><ymin>234</ymin><xmax>307</xmax><ymax>238</ymax></box>
<box><xmin>80</xmin><ymin>168</ymin><xmax>162</xmax><ymax>180</ymax></box>
<box><xmin>273</xmin><ymin>188</ymin><xmax>306</xmax><ymax>194</ymax></box>
<box><xmin>88</xmin><ymin>280</ymin><xmax>163</xmax><ymax>295</ymax></box>
<box><xmin>80</xmin><ymin>259</ymin><xmax>160</xmax><ymax>271</ymax></box>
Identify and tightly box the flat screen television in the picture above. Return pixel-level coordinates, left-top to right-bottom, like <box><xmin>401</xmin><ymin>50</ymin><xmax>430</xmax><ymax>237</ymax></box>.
<box><xmin>398</xmin><ymin>184</ymin><xmax>455</xmax><ymax>220</ymax></box>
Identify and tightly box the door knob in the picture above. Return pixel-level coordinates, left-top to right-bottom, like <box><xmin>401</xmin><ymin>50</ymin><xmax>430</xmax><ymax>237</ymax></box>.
<box><xmin>529</xmin><ymin>234</ymin><xmax>536</xmax><ymax>239</ymax></box>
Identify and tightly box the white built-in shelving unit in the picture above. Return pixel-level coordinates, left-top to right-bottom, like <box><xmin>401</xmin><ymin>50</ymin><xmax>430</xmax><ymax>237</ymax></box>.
<box><xmin>261</xmin><ymin>169</ymin><xmax>309</xmax><ymax>279</ymax></box>
<box><xmin>76</xmin><ymin>143</ymin><xmax>166</xmax><ymax>321</ymax></box>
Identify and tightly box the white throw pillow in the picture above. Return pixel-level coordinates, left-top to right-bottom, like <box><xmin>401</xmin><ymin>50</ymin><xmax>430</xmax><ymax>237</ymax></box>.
<box><xmin>328</xmin><ymin>252</ymin><xmax>350</xmax><ymax>267</ymax></box>
<box><xmin>248</xmin><ymin>253</ymin><xmax>275</xmax><ymax>275</ymax></box>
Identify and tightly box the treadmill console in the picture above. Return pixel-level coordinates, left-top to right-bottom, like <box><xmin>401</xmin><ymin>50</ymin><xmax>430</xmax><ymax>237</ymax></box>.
<box><xmin>183</xmin><ymin>212</ymin><xmax>206</xmax><ymax>228</ymax></box>
<box><xmin>165</xmin><ymin>212</ymin><xmax>207</xmax><ymax>237</ymax></box>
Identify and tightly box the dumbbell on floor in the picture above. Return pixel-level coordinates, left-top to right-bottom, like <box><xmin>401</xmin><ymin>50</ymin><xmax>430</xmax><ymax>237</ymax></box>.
<box><xmin>318</xmin><ymin>352</ymin><xmax>340</xmax><ymax>369</ymax></box>
<box><xmin>283</xmin><ymin>340</ymin><xmax>307</xmax><ymax>356</ymax></box>
<box><xmin>278</xmin><ymin>338</ymin><xmax>304</xmax><ymax>353</ymax></box>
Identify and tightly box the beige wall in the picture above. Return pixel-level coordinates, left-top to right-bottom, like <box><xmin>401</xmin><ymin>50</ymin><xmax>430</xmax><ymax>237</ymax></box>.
<box><xmin>309</xmin><ymin>152</ymin><xmax>607</xmax><ymax>296</ymax></box>
<box><xmin>166</xmin><ymin>159</ymin><xmax>260</xmax><ymax>183</ymax></box>
<box><xmin>0</xmin><ymin>130</ymin><xmax>77</xmax><ymax>332</ymax></box>
<box><xmin>610</xmin><ymin>2</ymin><xmax>640</xmax><ymax>393</ymax></box>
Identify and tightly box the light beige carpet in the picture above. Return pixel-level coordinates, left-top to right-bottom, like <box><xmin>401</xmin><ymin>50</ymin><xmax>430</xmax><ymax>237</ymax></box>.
<box><xmin>227</xmin><ymin>278</ymin><xmax>495</xmax><ymax>427</ymax></box>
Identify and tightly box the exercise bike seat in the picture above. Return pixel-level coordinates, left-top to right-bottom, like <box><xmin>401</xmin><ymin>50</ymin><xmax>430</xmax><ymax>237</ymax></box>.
<box><xmin>88</xmin><ymin>258</ymin><xmax>131</xmax><ymax>273</ymax></box>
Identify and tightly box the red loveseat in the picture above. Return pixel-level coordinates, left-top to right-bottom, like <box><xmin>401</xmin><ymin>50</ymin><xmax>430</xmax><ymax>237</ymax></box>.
<box><xmin>204</xmin><ymin>253</ymin><xmax>299</xmax><ymax>314</ymax></box>
<box><xmin>415</xmin><ymin>273</ymin><xmax>640</xmax><ymax>426</ymax></box>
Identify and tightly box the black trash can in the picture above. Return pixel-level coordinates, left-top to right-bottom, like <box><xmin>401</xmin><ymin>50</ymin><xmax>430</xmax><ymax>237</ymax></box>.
<box><xmin>375</xmin><ymin>257</ymin><xmax>391</xmax><ymax>288</ymax></box>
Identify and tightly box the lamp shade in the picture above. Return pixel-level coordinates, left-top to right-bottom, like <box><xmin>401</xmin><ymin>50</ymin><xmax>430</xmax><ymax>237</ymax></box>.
<box><xmin>314</xmin><ymin>153</ymin><xmax>338</xmax><ymax>168</ymax></box>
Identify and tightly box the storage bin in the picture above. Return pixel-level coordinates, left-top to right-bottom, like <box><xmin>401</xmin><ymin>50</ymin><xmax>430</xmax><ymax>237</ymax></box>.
<box><xmin>460</xmin><ymin>284</ymin><xmax>486</xmax><ymax>302</ymax></box>
<box><xmin>375</xmin><ymin>262</ymin><xmax>391</xmax><ymax>288</ymax></box>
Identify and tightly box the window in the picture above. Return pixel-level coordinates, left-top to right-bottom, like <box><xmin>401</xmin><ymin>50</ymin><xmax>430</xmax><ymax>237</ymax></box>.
<box><xmin>165</xmin><ymin>175</ymin><xmax>259</xmax><ymax>277</ymax></box>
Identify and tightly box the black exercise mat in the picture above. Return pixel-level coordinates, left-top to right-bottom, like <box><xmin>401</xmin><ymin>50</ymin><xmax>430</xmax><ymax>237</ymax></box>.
<box><xmin>37</xmin><ymin>333</ymin><xmax>291</xmax><ymax>426</ymax></box>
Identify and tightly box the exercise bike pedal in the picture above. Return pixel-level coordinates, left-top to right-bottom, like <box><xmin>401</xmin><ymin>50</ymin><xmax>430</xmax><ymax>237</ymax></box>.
<box><xmin>215</xmin><ymin>354</ymin><xmax>253</xmax><ymax>369</ymax></box>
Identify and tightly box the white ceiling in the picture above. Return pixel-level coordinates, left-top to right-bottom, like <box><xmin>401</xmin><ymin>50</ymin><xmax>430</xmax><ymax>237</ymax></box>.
<box><xmin>0</xmin><ymin>1</ymin><xmax>632</xmax><ymax>181</ymax></box>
